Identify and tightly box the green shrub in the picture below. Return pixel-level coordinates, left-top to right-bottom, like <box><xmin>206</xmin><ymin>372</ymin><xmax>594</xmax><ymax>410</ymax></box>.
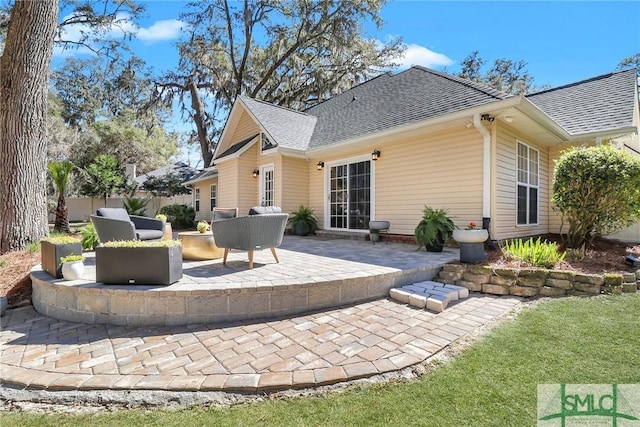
<box><xmin>553</xmin><ymin>145</ymin><xmax>640</xmax><ymax>248</ymax></box>
<box><xmin>502</xmin><ymin>237</ymin><xmax>566</xmax><ymax>268</ymax></box>
<box><xmin>80</xmin><ymin>223</ymin><xmax>99</xmax><ymax>250</ymax></box>
<box><xmin>60</xmin><ymin>254</ymin><xmax>84</xmax><ymax>263</ymax></box>
<box><xmin>159</xmin><ymin>204</ymin><xmax>196</xmax><ymax>229</ymax></box>
<box><xmin>123</xmin><ymin>196</ymin><xmax>150</xmax><ymax>216</ymax></box>
<box><xmin>27</xmin><ymin>242</ymin><xmax>41</xmax><ymax>253</ymax></box>
<box><xmin>42</xmin><ymin>235</ymin><xmax>80</xmax><ymax>245</ymax></box>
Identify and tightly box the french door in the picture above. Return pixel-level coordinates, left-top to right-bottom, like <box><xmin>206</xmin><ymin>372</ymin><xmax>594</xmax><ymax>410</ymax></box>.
<box><xmin>327</xmin><ymin>159</ymin><xmax>371</xmax><ymax>230</ymax></box>
<box><xmin>260</xmin><ymin>164</ymin><xmax>275</xmax><ymax>206</ymax></box>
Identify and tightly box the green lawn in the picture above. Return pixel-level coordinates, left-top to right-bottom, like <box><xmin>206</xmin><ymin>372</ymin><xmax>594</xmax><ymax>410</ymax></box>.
<box><xmin>3</xmin><ymin>294</ymin><xmax>639</xmax><ymax>426</ymax></box>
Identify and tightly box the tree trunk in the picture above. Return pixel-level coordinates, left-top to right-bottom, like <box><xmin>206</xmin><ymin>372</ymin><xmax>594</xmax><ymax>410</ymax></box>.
<box><xmin>187</xmin><ymin>78</ymin><xmax>213</xmax><ymax>168</ymax></box>
<box><xmin>0</xmin><ymin>1</ymin><xmax>59</xmax><ymax>253</ymax></box>
<box><xmin>54</xmin><ymin>193</ymin><xmax>70</xmax><ymax>234</ymax></box>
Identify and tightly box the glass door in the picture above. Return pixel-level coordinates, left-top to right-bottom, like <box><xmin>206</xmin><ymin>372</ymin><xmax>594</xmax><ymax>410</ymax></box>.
<box><xmin>328</xmin><ymin>160</ymin><xmax>371</xmax><ymax>230</ymax></box>
<box><xmin>260</xmin><ymin>164</ymin><xmax>274</xmax><ymax>206</ymax></box>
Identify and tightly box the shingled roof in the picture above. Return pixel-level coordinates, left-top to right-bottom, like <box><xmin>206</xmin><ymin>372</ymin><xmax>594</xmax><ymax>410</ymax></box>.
<box><xmin>526</xmin><ymin>69</ymin><xmax>637</xmax><ymax>135</ymax></box>
<box><xmin>239</xmin><ymin>96</ymin><xmax>317</xmax><ymax>151</ymax></box>
<box><xmin>220</xmin><ymin>66</ymin><xmax>637</xmax><ymax>157</ymax></box>
<box><xmin>305</xmin><ymin>66</ymin><xmax>509</xmax><ymax>148</ymax></box>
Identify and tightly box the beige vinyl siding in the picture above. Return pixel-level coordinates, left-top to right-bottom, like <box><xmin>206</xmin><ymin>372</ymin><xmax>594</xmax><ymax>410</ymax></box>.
<box><xmin>494</xmin><ymin>123</ymin><xmax>550</xmax><ymax>240</ymax></box>
<box><xmin>217</xmin><ymin>110</ymin><xmax>261</xmax><ymax>155</ymax></box>
<box><xmin>237</xmin><ymin>143</ymin><xmax>259</xmax><ymax>213</ymax></box>
<box><xmin>217</xmin><ymin>160</ymin><xmax>239</xmax><ymax>209</ymax></box>
<box><xmin>547</xmin><ymin>142</ymin><xmax>575</xmax><ymax>234</ymax></box>
<box><xmin>375</xmin><ymin>127</ymin><xmax>484</xmax><ymax>235</ymax></box>
<box><xmin>191</xmin><ymin>177</ymin><xmax>219</xmax><ymax>222</ymax></box>
<box><xmin>280</xmin><ymin>156</ymin><xmax>309</xmax><ymax>215</ymax></box>
<box><xmin>309</xmin><ymin>126</ymin><xmax>484</xmax><ymax>235</ymax></box>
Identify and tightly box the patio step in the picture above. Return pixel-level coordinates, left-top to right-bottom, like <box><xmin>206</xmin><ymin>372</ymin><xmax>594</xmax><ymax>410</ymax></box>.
<box><xmin>389</xmin><ymin>281</ymin><xmax>469</xmax><ymax>313</ymax></box>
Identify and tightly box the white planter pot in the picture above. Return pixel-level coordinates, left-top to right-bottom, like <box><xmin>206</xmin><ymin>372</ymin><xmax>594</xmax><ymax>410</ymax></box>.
<box><xmin>61</xmin><ymin>261</ymin><xmax>84</xmax><ymax>281</ymax></box>
<box><xmin>453</xmin><ymin>229</ymin><xmax>489</xmax><ymax>244</ymax></box>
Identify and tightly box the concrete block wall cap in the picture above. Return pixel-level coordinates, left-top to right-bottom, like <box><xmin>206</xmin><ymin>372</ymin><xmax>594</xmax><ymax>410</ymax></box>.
<box><xmin>453</xmin><ymin>229</ymin><xmax>489</xmax><ymax>243</ymax></box>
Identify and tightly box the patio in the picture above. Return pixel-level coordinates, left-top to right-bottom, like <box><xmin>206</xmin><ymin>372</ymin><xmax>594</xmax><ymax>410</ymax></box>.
<box><xmin>1</xmin><ymin>236</ymin><xmax>523</xmax><ymax>393</ymax></box>
<box><xmin>31</xmin><ymin>236</ymin><xmax>460</xmax><ymax>326</ymax></box>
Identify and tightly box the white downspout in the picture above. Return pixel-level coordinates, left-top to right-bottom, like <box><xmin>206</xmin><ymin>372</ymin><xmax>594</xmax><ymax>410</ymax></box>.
<box><xmin>473</xmin><ymin>114</ymin><xmax>491</xmax><ymax>220</ymax></box>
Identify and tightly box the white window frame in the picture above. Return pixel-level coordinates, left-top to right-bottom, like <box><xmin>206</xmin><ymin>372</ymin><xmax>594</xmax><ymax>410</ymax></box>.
<box><xmin>516</xmin><ymin>140</ymin><xmax>539</xmax><ymax>226</ymax></box>
<box><xmin>259</xmin><ymin>163</ymin><xmax>275</xmax><ymax>206</ymax></box>
<box><xmin>323</xmin><ymin>153</ymin><xmax>376</xmax><ymax>232</ymax></box>
<box><xmin>210</xmin><ymin>184</ymin><xmax>217</xmax><ymax>210</ymax></box>
<box><xmin>194</xmin><ymin>187</ymin><xmax>200</xmax><ymax>212</ymax></box>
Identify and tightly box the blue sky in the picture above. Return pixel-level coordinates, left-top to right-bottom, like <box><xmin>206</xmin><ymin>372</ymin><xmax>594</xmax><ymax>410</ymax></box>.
<box><xmin>51</xmin><ymin>1</ymin><xmax>639</xmax><ymax>164</ymax></box>
<box><xmin>53</xmin><ymin>1</ymin><xmax>640</xmax><ymax>87</ymax></box>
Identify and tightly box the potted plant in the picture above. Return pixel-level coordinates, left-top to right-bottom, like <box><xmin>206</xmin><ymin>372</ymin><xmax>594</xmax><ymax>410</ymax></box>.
<box><xmin>95</xmin><ymin>240</ymin><xmax>183</xmax><ymax>285</ymax></box>
<box><xmin>60</xmin><ymin>254</ymin><xmax>85</xmax><ymax>281</ymax></box>
<box><xmin>41</xmin><ymin>235</ymin><xmax>83</xmax><ymax>278</ymax></box>
<box><xmin>156</xmin><ymin>214</ymin><xmax>173</xmax><ymax>240</ymax></box>
<box><xmin>288</xmin><ymin>205</ymin><xmax>318</xmax><ymax>236</ymax></box>
<box><xmin>414</xmin><ymin>207</ymin><xmax>455</xmax><ymax>252</ymax></box>
<box><xmin>453</xmin><ymin>222</ymin><xmax>489</xmax><ymax>263</ymax></box>
<box><xmin>452</xmin><ymin>222</ymin><xmax>489</xmax><ymax>243</ymax></box>
<box><xmin>196</xmin><ymin>220</ymin><xmax>210</xmax><ymax>233</ymax></box>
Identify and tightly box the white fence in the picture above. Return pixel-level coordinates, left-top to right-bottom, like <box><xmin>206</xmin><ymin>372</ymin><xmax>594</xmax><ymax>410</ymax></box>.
<box><xmin>63</xmin><ymin>195</ymin><xmax>192</xmax><ymax>222</ymax></box>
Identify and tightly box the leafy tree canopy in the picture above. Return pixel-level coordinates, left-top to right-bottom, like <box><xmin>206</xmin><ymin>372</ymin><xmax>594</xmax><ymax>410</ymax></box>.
<box><xmin>68</xmin><ymin>110</ymin><xmax>179</xmax><ymax>174</ymax></box>
<box><xmin>142</xmin><ymin>173</ymin><xmax>192</xmax><ymax>198</ymax></box>
<box><xmin>79</xmin><ymin>154</ymin><xmax>126</xmax><ymax>205</ymax></box>
<box><xmin>51</xmin><ymin>55</ymin><xmax>171</xmax><ymax>130</ymax></box>
<box><xmin>155</xmin><ymin>0</ymin><xmax>405</xmax><ymax>167</ymax></box>
<box><xmin>456</xmin><ymin>50</ymin><xmax>536</xmax><ymax>95</ymax></box>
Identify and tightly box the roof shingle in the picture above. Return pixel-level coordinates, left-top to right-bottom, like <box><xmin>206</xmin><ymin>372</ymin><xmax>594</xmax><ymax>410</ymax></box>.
<box><xmin>526</xmin><ymin>69</ymin><xmax>637</xmax><ymax>135</ymax></box>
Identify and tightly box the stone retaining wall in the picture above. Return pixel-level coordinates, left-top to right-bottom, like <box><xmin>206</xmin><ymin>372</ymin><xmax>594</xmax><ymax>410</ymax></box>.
<box><xmin>436</xmin><ymin>264</ymin><xmax>640</xmax><ymax>297</ymax></box>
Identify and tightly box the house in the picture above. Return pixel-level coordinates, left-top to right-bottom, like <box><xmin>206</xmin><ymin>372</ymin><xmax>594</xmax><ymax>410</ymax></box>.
<box><xmin>188</xmin><ymin>66</ymin><xmax>639</xmax><ymax>241</ymax></box>
<box><xmin>182</xmin><ymin>169</ymin><xmax>219</xmax><ymax>222</ymax></box>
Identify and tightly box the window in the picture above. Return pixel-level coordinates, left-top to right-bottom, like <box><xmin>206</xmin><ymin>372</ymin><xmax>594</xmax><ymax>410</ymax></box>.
<box><xmin>516</xmin><ymin>141</ymin><xmax>538</xmax><ymax>225</ymax></box>
<box><xmin>210</xmin><ymin>185</ymin><xmax>217</xmax><ymax>210</ymax></box>
<box><xmin>194</xmin><ymin>188</ymin><xmax>200</xmax><ymax>212</ymax></box>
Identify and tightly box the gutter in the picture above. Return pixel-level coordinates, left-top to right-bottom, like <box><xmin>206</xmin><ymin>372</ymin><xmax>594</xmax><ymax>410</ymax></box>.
<box><xmin>472</xmin><ymin>114</ymin><xmax>492</xmax><ymax>221</ymax></box>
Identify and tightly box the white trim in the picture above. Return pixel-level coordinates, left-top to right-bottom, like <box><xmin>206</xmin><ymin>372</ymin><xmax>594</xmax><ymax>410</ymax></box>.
<box><xmin>213</xmin><ymin>134</ymin><xmax>260</xmax><ymax>164</ymax></box>
<box><xmin>473</xmin><ymin>114</ymin><xmax>492</xmax><ymax>219</ymax></box>
<box><xmin>259</xmin><ymin>163</ymin><xmax>275</xmax><ymax>206</ymax></box>
<box><xmin>515</xmin><ymin>139</ymin><xmax>539</xmax><ymax>226</ymax></box>
<box><xmin>323</xmin><ymin>153</ymin><xmax>375</xmax><ymax>231</ymax></box>
<box><xmin>209</xmin><ymin>184</ymin><xmax>217</xmax><ymax>210</ymax></box>
<box><xmin>194</xmin><ymin>187</ymin><xmax>201</xmax><ymax>212</ymax></box>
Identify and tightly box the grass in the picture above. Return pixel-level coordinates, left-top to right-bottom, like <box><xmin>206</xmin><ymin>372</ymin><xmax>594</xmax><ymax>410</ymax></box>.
<box><xmin>2</xmin><ymin>294</ymin><xmax>639</xmax><ymax>426</ymax></box>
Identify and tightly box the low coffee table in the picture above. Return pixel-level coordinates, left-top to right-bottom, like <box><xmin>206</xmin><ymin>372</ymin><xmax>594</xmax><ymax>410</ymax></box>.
<box><xmin>177</xmin><ymin>231</ymin><xmax>224</xmax><ymax>260</ymax></box>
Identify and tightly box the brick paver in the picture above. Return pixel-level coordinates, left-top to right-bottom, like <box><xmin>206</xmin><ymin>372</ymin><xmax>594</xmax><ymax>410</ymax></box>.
<box><xmin>1</xmin><ymin>237</ymin><xmax>523</xmax><ymax>392</ymax></box>
<box><xmin>0</xmin><ymin>294</ymin><xmax>521</xmax><ymax>392</ymax></box>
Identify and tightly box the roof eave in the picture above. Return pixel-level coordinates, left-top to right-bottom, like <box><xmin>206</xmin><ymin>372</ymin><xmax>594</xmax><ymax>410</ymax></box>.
<box><xmin>306</xmin><ymin>97</ymin><xmax>525</xmax><ymax>156</ymax></box>
<box><xmin>566</xmin><ymin>126</ymin><xmax>639</xmax><ymax>141</ymax></box>
<box><xmin>213</xmin><ymin>134</ymin><xmax>259</xmax><ymax>164</ymax></box>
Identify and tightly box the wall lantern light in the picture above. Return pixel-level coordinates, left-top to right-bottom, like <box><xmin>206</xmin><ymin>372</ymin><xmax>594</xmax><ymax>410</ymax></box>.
<box><xmin>371</xmin><ymin>149</ymin><xmax>381</xmax><ymax>161</ymax></box>
<box><xmin>317</xmin><ymin>161</ymin><xmax>324</xmax><ymax>170</ymax></box>
<box><xmin>252</xmin><ymin>169</ymin><xmax>260</xmax><ymax>178</ymax></box>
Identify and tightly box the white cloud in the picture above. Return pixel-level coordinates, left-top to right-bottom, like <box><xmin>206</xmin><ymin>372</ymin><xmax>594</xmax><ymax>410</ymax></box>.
<box><xmin>397</xmin><ymin>43</ymin><xmax>454</xmax><ymax>70</ymax></box>
<box><xmin>136</xmin><ymin>19</ymin><xmax>187</xmax><ymax>43</ymax></box>
<box><xmin>53</xmin><ymin>13</ymin><xmax>187</xmax><ymax>57</ymax></box>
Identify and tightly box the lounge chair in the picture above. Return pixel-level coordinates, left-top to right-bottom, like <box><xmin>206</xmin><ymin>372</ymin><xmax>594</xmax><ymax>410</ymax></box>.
<box><xmin>212</xmin><ymin>207</ymin><xmax>288</xmax><ymax>269</ymax></box>
<box><xmin>91</xmin><ymin>208</ymin><xmax>164</xmax><ymax>242</ymax></box>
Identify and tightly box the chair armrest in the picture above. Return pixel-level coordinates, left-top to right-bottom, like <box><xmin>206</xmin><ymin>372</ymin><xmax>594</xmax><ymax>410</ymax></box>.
<box><xmin>90</xmin><ymin>215</ymin><xmax>136</xmax><ymax>242</ymax></box>
<box><xmin>130</xmin><ymin>215</ymin><xmax>164</xmax><ymax>231</ymax></box>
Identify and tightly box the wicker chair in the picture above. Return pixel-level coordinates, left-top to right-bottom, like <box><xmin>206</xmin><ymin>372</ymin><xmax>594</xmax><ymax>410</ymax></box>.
<box><xmin>212</xmin><ymin>212</ymin><xmax>288</xmax><ymax>269</ymax></box>
<box><xmin>91</xmin><ymin>208</ymin><xmax>164</xmax><ymax>242</ymax></box>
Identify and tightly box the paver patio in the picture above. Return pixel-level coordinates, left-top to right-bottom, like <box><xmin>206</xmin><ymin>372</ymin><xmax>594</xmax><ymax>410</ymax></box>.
<box><xmin>1</xmin><ymin>236</ymin><xmax>523</xmax><ymax>392</ymax></box>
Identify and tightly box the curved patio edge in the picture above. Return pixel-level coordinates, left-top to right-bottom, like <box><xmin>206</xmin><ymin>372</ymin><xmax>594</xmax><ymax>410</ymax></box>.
<box><xmin>0</xmin><ymin>295</ymin><xmax>522</xmax><ymax>394</ymax></box>
<box><xmin>30</xmin><ymin>240</ymin><xmax>458</xmax><ymax>326</ymax></box>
